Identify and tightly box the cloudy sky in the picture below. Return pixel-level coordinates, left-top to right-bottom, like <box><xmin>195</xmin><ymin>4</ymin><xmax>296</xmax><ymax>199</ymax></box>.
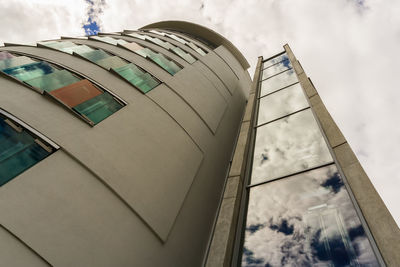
<box><xmin>0</xmin><ymin>0</ymin><xmax>399</xmax><ymax>226</ymax></box>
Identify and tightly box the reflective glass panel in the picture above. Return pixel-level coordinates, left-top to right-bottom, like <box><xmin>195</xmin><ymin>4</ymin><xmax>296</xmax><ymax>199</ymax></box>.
<box><xmin>172</xmin><ymin>47</ymin><xmax>196</xmax><ymax>63</ymax></box>
<box><xmin>257</xmin><ymin>83</ymin><xmax>309</xmax><ymax>126</ymax></box>
<box><xmin>77</xmin><ymin>49</ymin><xmax>110</xmax><ymax>62</ymax></box>
<box><xmin>263</xmin><ymin>53</ymin><xmax>289</xmax><ymax>69</ymax></box>
<box><xmin>91</xmin><ymin>36</ymin><xmax>128</xmax><ymax>45</ymax></box>
<box><xmin>49</xmin><ymin>79</ymin><xmax>102</xmax><ymax>107</ymax></box>
<box><xmin>127</xmin><ymin>33</ymin><xmax>146</xmax><ymax>40</ymax></box>
<box><xmin>39</xmin><ymin>41</ymin><xmax>76</xmax><ymax>50</ymax></box>
<box><xmin>0</xmin><ymin>118</ymin><xmax>51</xmax><ymax>186</ymax></box>
<box><xmin>61</xmin><ymin>45</ymin><xmax>94</xmax><ymax>55</ymax></box>
<box><xmin>262</xmin><ymin>59</ymin><xmax>292</xmax><ymax>80</ymax></box>
<box><xmin>122</xmin><ymin>42</ymin><xmax>144</xmax><ymax>52</ymax></box>
<box><xmin>149</xmin><ymin>53</ymin><xmax>181</xmax><ymax>75</ymax></box>
<box><xmin>73</xmin><ymin>93</ymin><xmax>123</xmax><ymax>124</ymax></box>
<box><xmin>167</xmin><ymin>33</ymin><xmax>187</xmax><ymax>44</ymax></box>
<box><xmin>3</xmin><ymin>61</ymin><xmax>57</xmax><ymax>81</ymax></box>
<box><xmin>242</xmin><ymin>165</ymin><xmax>379</xmax><ymax>267</ymax></box>
<box><xmin>188</xmin><ymin>42</ymin><xmax>206</xmax><ymax>55</ymax></box>
<box><xmin>149</xmin><ymin>30</ymin><xmax>166</xmax><ymax>36</ymax></box>
<box><xmin>0</xmin><ymin>56</ymin><xmax>35</xmax><ymax>70</ymax></box>
<box><xmin>252</xmin><ymin>109</ymin><xmax>332</xmax><ymax>184</ymax></box>
<box><xmin>114</xmin><ymin>64</ymin><xmax>159</xmax><ymax>93</ymax></box>
<box><xmin>260</xmin><ymin>68</ymin><xmax>298</xmax><ymax>97</ymax></box>
<box><xmin>25</xmin><ymin>70</ymin><xmax>80</xmax><ymax>92</ymax></box>
<box><xmin>0</xmin><ymin>52</ymin><xmax>14</xmax><ymax>60</ymax></box>
<box><xmin>95</xmin><ymin>56</ymin><xmax>128</xmax><ymax>70</ymax></box>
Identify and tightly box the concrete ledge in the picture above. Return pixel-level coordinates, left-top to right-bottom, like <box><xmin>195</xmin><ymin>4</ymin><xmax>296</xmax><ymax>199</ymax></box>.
<box><xmin>242</xmin><ymin>93</ymin><xmax>255</xmax><ymax>123</ymax></box>
<box><xmin>297</xmin><ymin>72</ymin><xmax>318</xmax><ymax>97</ymax></box>
<box><xmin>229</xmin><ymin>121</ymin><xmax>250</xmax><ymax>177</ymax></box>
<box><xmin>309</xmin><ymin>94</ymin><xmax>346</xmax><ymax>147</ymax></box>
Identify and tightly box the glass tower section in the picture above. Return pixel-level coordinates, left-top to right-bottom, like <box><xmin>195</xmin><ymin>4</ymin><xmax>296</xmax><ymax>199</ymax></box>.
<box><xmin>239</xmin><ymin>52</ymin><xmax>381</xmax><ymax>267</ymax></box>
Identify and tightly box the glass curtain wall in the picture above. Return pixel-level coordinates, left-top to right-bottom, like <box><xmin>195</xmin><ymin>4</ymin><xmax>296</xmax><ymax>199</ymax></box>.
<box><xmin>239</xmin><ymin>52</ymin><xmax>380</xmax><ymax>267</ymax></box>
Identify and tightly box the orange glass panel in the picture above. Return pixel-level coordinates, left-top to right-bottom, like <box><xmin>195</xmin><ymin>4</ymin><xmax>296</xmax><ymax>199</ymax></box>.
<box><xmin>49</xmin><ymin>79</ymin><xmax>102</xmax><ymax>107</ymax></box>
<box><xmin>122</xmin><ymin>42</ymin><xmax>144</xmax><ymax>51</ymax></box>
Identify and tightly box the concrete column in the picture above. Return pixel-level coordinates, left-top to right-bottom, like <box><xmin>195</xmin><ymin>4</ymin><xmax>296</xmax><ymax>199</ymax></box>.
<box><xmin>205</xmin><ymin>57</ymin><xmax>262</xmax><ymax>267</ymax></box>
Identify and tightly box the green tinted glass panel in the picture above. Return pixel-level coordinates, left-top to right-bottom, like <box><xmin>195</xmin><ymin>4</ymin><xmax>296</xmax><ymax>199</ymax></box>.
<box><xmin>173</xmin><ymin>47</ymin><xmax>196</xmax><ymax>63</ymax></box>
<box><xmin>78</xmin><ymin>49</ymin><xmax>110</xmax><ymax>62</ymax></box>
<box><xmin>40</xmin><ymin>41</ymin><xmax>75</xmax><ymax>50</ymax></box>
<box><xmin>149</xmin><ymin>53</ymin><xmax>181</xmax><ymax>74</ymax></box>
<box><xmin>3</xmin><ymin>61</ymin><xmax>56</xmax><ymax>81</ymax></box>
<box><xmin>133</xmin><ymin>73</ymin><xmax>159</xmax><ymax>93</ymax></box>
<box><xmin>73</xmin><ymin>93</ymin><xmax>123</xmax><ymax>124</ymax></box>
<box><xmin>96</xmin><ymin>56</ymin><xmax>128</xmax><ymax>69</ymax></box>
<box><xmin>0</xmin><ymin>119</ymin><xmax>51</xmax><ymax>186</ymax></box>
<box><xmin>0</xmin><ymin>56</ymin><xmax>35</xmax><ymax>70</ymax></box>
<box><xmin>61</xmin><ymin>45</ymin><xmax>94</xmax><ymax>55</ymax></box>
<box><xmin>25</xmin><ymin>70</ymin><xmax>80</xmax><ymax>92</ymax></box>
<box><xmin>196</xmin><ymin>48</ymin><xmax>207</xmax><ymax>56</ymax></box>
<box><xmin>114</xmin><ymin>63</ymin><xmax>144</xmax><ymax>79</ymax></box>
<box><xmin>114</xmin><ymin>64</ymin><xmax>159</xmax><ymax>93</ymax></box>
<box><xmin>128</xmin><ymin>33</ymin><xmax>146</xmax><ymax>40</ymax></box>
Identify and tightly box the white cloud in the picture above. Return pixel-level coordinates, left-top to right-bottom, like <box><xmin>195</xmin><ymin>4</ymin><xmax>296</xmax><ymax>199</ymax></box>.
<box><xmin>0</xmin><ymin>0</ymin><xmax>399</xmax><ymax>226</ymax></box>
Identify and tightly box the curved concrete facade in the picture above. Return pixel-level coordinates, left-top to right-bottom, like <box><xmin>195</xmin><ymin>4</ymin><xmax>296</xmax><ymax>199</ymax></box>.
<box><xmin>0</xmin><ymin>22</ymin><xmax>251</xmax><ymax>266</ymax></box>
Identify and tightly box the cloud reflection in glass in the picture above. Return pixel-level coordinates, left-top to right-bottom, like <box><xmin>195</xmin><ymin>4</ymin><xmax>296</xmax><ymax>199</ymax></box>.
<box><xmin>260</xmin><ymin>68</ymin><xmax>298</xmax><ymax>97</ymax></box>
<box><xmin>242</xmin><ymin>165</ymin><xmax>379</xmax><ymax>266</ymax></box>
<box><xmin>257</xmin><ymin>83</ymin><xmax>309</xmax><ymax>126</ymax></box>
<box><xmin>252</xmin><ymin>109</ymin><xmax>333</xmax><ymax>184</ymax></box>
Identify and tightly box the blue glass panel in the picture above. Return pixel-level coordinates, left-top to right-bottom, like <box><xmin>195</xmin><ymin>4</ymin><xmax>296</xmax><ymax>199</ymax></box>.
<box><xmin>3</xmin><ymin>61</ymin><xmax>57</xmax><ymax>81</ymax></box>
<box><xmin>0</xmin><ymin>119</ymin><xmax>51</xmax><ymax>186</ymax></box>
<box><xmin>73</xmin><ymin>93</ymin><xmax>123</xmax><ymax>124</ymax></box>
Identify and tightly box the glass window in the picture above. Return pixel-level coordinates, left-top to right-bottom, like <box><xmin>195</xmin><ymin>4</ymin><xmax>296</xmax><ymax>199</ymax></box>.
<box><xmin>73</xmin><ymin>93</ymin><xmax>123</xmax><ymax>124</ymax></box>
<box><xmin>241</xmin><ymin>165</ymin><xmax>379</xmax><ymax>267</ymax></box>
<box><xmin>260</xmin><ymin>68</ymin><xmax>298</xmax><ymax>97</ymax></box>
<box><xmin>121</xmin><ymin>42</ymin><xmax>144</xmax><ymax>52</ymax></box>
<box><xmin>39</xmin><ymin>41</ymin><xmax>76</xmax><ymax>50</ymax></box>
<box><xmin>3</xmin><ymin>61</ymin><xmax>57</xmax><ymax>81</ymax></box>
<box><xmin>61</xmin><ymin>45</ymin><xmax>94</xmax><ymax>55</ymax></box>
<box><xmin>167</xmin><ymin>33</ymin><xmax>187</xmax><ymax>44</ymax></box>
<box><xmin>0</xmin><ymin>56</ymin><xmax>36</xmax><ymax>70</ymax></box>
<box><xmin>0</xmin><ymin>116</ymin><xmax>54</xmax><ymax>186</ymax></box>
<box><xmin>262</xmin><ymin>59</ymin><xmax>292</xmax><ymax>80</ymax></box>
<box><xmin>24</xmin><ymin>70</ymin><xmax>80</xmax><ymax>92</ymax></box>
<box><xmin>91</xmin><ymin>36</ymin><xmax>128</xmax><ymax>45</ymax></box>
<box><xmin>127</xmin><ymin>33</ymin><xmax>147</xmax><ymax>40</ymax></box>
<box><xmin>49</xmin><ymin>79</ymin><xmax>102</xmax><ymax>108</ymax></box>
<box><xmin>263</xmin><ymin>53</ymin><xmax>289</xmax><ymax>69</ymax></box>
<box><xmin>172</xmin><ymin>47</ymin><xmax>196</xmax><ymax>63</ymax></box>
<box><xmin>0</xmin><ymin>51</ymin><xmax>14</xmax><ymax>60</ymax></box>
<box><xmin>113</xmin><ymin>63</ymin><xmax>160</xmax><ymax>93</ymax></box>
<box><xmin>95</xmin><ymin>56</ymin><xmax>128</xmax><ymax>70</ymax></box>
<box><xmin>188</xmin><ymin>42</ymin><xmax>206</xmax><ymax>56</ymax></box>
<box><xmin>257</xmin><ymin>83</ymin><xmax>309</xmax><ymax>126</ymax></box>
<box><xmin>77</xmin><ymin>49</ymin><xmax>111</xmax><ymax>62</ymax></box>
<box><xmin>251</xmin><ymin>109</ymin><xmax>333</xmax><ymax>184</ymax></box>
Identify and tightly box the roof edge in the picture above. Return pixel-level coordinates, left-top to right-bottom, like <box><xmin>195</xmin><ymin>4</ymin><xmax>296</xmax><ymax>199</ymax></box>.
<box><xmin>140</xmin><ymin>20</ymin><xmax>250</xmax><ymax>70</ymax></box>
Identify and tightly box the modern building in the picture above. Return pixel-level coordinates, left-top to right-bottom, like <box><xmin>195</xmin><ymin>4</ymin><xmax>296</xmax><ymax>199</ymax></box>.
<box><xmin>0</xmin><ymin>21</ymin><xmax>398</xmax><ymax>267</ymax></box>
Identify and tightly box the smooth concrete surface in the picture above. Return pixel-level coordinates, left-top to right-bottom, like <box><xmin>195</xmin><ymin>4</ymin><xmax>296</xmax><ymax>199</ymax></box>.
<box><xmin>0</xmin><ymin>226</ymin><xmax>49</xmax><ymax>267</ymax></box>
<box><xmin>0</xmin><ymin>27</ymin><xmax>250</xmax><ymax>266</ymax></box>
<box><xmin>200</xmin><ymin>50</ymin><xmax>239</xmax><ymax>94</ymax></box>
<box><xmin>214</xmin><ymin>46</ymin><xmax>243</xmax><ymax>79</ymax></box>
<box><xmin>285</xmin><ymin>44</ymin><xmax>400</xmax><ymax>266</ymax></box>
<box><xmin>205</xmin><ymin>57</ymin><xmax>262</xmax><ymax>267</ymax></box>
